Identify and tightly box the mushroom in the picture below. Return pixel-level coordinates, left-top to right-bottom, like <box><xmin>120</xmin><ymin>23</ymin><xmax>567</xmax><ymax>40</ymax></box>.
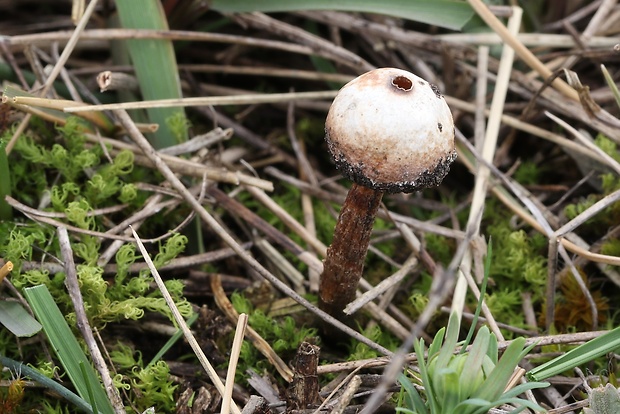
<box><xmin>319</xmin><ymin>67</ymin><xmax>456</xmax><ymax>322</ymax></box>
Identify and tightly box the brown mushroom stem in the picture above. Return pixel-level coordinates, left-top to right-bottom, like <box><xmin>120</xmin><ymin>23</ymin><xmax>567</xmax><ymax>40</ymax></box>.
<box><xmin>319</xmin><ymin>183</ymin><xmax>383</xmax><ymax>322</ymax></box>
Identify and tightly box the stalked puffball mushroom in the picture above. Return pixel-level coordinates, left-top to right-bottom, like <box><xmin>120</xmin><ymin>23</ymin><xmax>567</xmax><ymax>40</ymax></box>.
<box><xmin>319</xmin><ymin>67</ymin><xmax>456</xmax><ymax>322</ymax></box>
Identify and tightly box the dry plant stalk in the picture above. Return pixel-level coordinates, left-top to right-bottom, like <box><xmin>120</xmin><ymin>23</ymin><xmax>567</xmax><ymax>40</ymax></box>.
<box><xmin>131</xmin><ymin>227</ymin><xmax>242</xmax><ymax>414</ymax></box>
<box><xmin>57</xmin><ymin>227</ymin><xmax>125</xmax><ymax>414</ymax></box>
<box><xmin>0</xmin><ymin>261</ymin><xmax>14</xmax><ymax>283</ymax></box>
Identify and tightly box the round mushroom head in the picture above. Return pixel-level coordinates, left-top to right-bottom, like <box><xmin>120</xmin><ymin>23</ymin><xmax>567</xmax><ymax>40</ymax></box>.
<box><xmin>325</xmin><ymin>67</ymin><xmax>456</xmax><ymax>194</ymax></box>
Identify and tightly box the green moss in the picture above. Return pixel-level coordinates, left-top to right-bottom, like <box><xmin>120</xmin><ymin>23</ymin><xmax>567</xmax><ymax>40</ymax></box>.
<box><xmin>564</xmin><ymin>173</ymin><xmax>620</xmax><ymax>229</ymax></box>
<box><xmin>40</xmin><ymin>401</ymin><xmax>72</xmax><ymax>414</ymax></box>
<box><xmin>595</xmin><ymin>134</ymin><xmax>620</xmax><ymax>163</ymax></box>
<box><xmin>7</xmin><ymin>234</ymin><xmax>192</xmax><ymax>328</ymax></box>
<box><xmin>425</xmin><ymin>233</ymin><xmax>456</xmax><ymax>265</ymax></box>
<box><xmin>484</xmin><ymin>289</ymin><xmax>525</xmax><ymax>328</ymax></box>
<box><xmin>347</xmin><ymin>325</ymin><xmax>398</xmax><ymax>361</ymax></box>
<box><xmin>514</xmin><ymin>161</ymin><xmax>540</xmax><ymax>185</ymax></box>
<box><xmin>110</xmin><ymin>343</ymin><xmax>177</xmax><ymax>412</ymax></box>
<box><xmin>459</xmin><ymin>200</ymin><xmax>549</xmax><ymax>335</ymax></box>
<box><xmin>0</xmin><ymin>224</ymin><xmax>51</xmax><ymax>273</ymax></box>
<box><xmin>1</xmin><ymin>116</ymin><xmax>197</xmax><ymax>411</ymax></box>
<box><xmin>601</xmin><ymin>238</ymin><xmax>620</xmax><ymax>257</ymax></box>
<box><xmin>408</xmin><ymin>290</ymin><xmax>431</xmax><ymax>316</ymax></box>
<box><xmin>230</xmin><ymin>292</ymin><xmax>318</xmax><ymax>384</ymax></box>
<box><xmin>165</xmin><ymin>112</ymin><xmax>191</xmax><ymax>144</ymax></box>
<box><xmin>563</xmin><ymin>134</ymin><xmax>620</xmax><ymax>226</ymax></box>
<box><xmin>564</xmin><ymin>195</ymin><xmax>598</xmax><ymax>221</ymax></box>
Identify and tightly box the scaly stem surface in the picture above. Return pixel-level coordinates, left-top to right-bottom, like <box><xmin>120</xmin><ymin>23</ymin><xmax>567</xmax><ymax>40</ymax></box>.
<box><xmin>319</xmin><ymin>183</ymin><xmax>383</xmax><ymax>322</ymax></box>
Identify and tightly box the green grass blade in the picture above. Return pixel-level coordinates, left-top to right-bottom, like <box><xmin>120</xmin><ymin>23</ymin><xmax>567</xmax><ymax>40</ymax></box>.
<box><xmin>473</xmin><ymin>337</ymin><xmax>527</xmax><ymax>403</ymax></box>
<box><xmin>527</xmin><ymin>325</ymin><xmax>620</xmax><ymax>381</ymax></box>
<box><xmin>428</xmin><ymin>326</ymin><xmax>446</xmax><ymax>358</ymax></box>
<box><xmin>0</xmin><ymin>300</ymin><xmax>41</xmax><ymax>337</ymax></box>
<box><xmin>115</xmin><ymin>0</ymin><xmax>188</xmax><ymax>148</ymax></box>
<box><xmin>23</xmin><ymin>284</ymin><xmax>115</xmax><ymax>414</ymax></box>
<box><xmin>0</xmin><ymin>139</ymin><xmax>12</xmax><ymax>220</ymax></box>
<box><xmin>108</xmin><ymin>13</ymin><xmax>150</xmax><ymax>127</ymax></box>
<box><xmin>147</xmin><ymin>311</ymin><xmax>198</xmax><ymax>367</ymax></box>
<box><xmin>80</xmin><ymin>361</ymin><xmax>98</xmax><ymax>414</ymax></box>
<box><xmin>461</xmin><ymin>239</ymin><xmax>492</xmax><ymax>352</ymax></box>
<box><xmin>435</xmin><ymin>312</ymin><xmax>460</xmax><ymax>370</ymax></box>
<box><xmin>458</xmin><ymin>327</ymin><xmax>490</xmax><ymax>399</ymax></box>
<box><xmin>414</xmin><ymin>338</ymin><xmax>438</xmax><ymax>413</ymax></box>
<box><xmin>398</xmin><ymin>373</ymin><xmax>428</xmax><ymax>414</ymax></box>
<box><xmin>601</xmin><ymin>64</ymin><xmax>620</xmax><ymax>110</ymax></box>
<box><xmin>210</xmin><ymin>0</ymin><xmax>475</xmax><ymax>31</ymax></box>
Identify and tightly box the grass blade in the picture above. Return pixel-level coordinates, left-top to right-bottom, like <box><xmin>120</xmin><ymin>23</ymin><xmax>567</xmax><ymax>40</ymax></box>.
<box><xmin>461</xmin><ymin>239</ymin><xmax>492</xmax><ymax>352</ymax></box>
<box><xmin>0</xmin><ymin>300</ymin><xmax>41</xmax><ymax>337</ymax></box>
<box><xmin>147</xmin><ymin>312</ymin><xmax>198</xmax><ymax>367</ymax></box>
<box><xmin>81</xmin><ymin>361</ymin><xmax>98</xmax><ymax>414</ymax></box>
<box><xmin>115</xmin><ymin>0</ymin><xmax>188</xmax><ymax>148</ymax></box>
<box><xmin>398</xmin><ymin>373</ymin><xmax>428</xmax><ymax>414</ymax></box>
<box><xmin>601</xmin><ymin>64</ymin><xmax>620</xmax><ymax>110</ymax></box>
<box><xmin>472</xmin><ymin>337</ymin><xmax>527</xmax><ymax>403</ymax></box>
<box><xmin>527</xmin><ymin>325</ymin><xmax>620</xmax><ymax>381</ymax></box>
<box><xmin>210</xmin><ymin>0</ymin><xmax>474</xmax><ymax>31</ymax></box>
<box><xmin>23</xmin><ymin>284</ymin><xmax>114</xmax><ymax>414</ymax></box>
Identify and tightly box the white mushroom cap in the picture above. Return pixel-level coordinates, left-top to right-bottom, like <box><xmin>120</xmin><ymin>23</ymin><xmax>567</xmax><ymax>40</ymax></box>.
<box><xmin>325</xmin><ymin>67</ymin><xmax>456</xmax><ymax>193</ymax></box>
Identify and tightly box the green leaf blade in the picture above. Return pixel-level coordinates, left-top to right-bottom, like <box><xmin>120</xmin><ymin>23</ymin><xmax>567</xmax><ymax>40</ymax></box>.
<box><xmin>115</xmin><ymin>0</ymin><xmax>188</xmax><ymax>148</ymax></box>
<box><xmin>23</xmin><ymin>284</ymin><xmax>115</xmax><ymax>414</ymax></box>
<box><xmin>472</xmin><ymin>337</ymin><xmax>527</xmax><ymax>403</ymax></box>
<box><xmin>210</xmin><ymin>0</ymin><xmax>475</xmax><ymax>31</ymax></box>
<box><xmin>528</xmin><ymin>326</ymin><xmax>620</xmax><ymax>381</ymax></box>
<box><xmin>0</xmin><ymin>300</ymin><xmax>42</xmax><ymax>337</ymax></box>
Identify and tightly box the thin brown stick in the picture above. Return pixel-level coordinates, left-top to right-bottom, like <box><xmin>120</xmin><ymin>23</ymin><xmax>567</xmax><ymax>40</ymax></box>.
<box><xmin>264</xmin><ymin>167</ymin><xmax>465</xmax><ymax>240</ymax></box>
<box><xmin>96</xmin><ymin>71</ymin><xmax>139</xmax><ymax>92</ymax></box>
<box><xmin>81</xmin><ymin>132</ymin><xmax>274</xmax><ymax>190</ymax></box>
<box><xmin>455</xmin><ymin>134</ymin><xmax>620</xmax><ymax>267</ymax></box>
<box><xmin>4</xmin><ymin>196</ymin><xmax>171</xmax><ymax>243</ymax></box>
<box><xmin>229</xmin><ymin>12</ymin><xmax>372</xmax><ymax>72</ymax></box>
<box><xmin>131</xmin><ymin>227</ymin><xmax>241</xmax><ymax>414</ymax></box>
<box><xmin>57</xmin><ymin>227</ymin><xmax>125</xmax><ymax>414</ymax></box>
<box><xmin>0</xmin><ymin>244</ymin><xmax>251</xmax><ymax>276</ymax></box>
<box><xmin>244</xmin><ymin>185</ymin><xmax>328</xmax><ymax>256</ymax></box>
<box><xmin>344</xmin><ymin>255</ymin><xmax>418</xmax><ymax>315</ymax></box>
<box><xmin>5</xmin><ymin>0</ymin><xmax>100</xmax><ymax>155</ymax></box>
<box><xmin>317</xmin><ymin>330</ymin><xmax>610</xmax><ymax>375</ymax></box>
<box><xmin>62</xmin><ymin>90</ymin><xmax>337</xmax><ymax>113</ymax></box>
<box><xmin>331</xmin><ymin>376</ymin><xmax>362</xmax><ymax>414</ymax></box>
<box><xmin>5</xmin><ymin>28</ymin><xmax>322</xmax><ymax>58</ymax></box>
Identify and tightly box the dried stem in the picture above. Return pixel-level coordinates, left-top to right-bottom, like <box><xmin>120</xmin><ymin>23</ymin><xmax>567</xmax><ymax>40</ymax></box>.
<box><xmin>57</xmin><ymin>227</ymin><xmax>125</xmax><ymax>414</ymax></box>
